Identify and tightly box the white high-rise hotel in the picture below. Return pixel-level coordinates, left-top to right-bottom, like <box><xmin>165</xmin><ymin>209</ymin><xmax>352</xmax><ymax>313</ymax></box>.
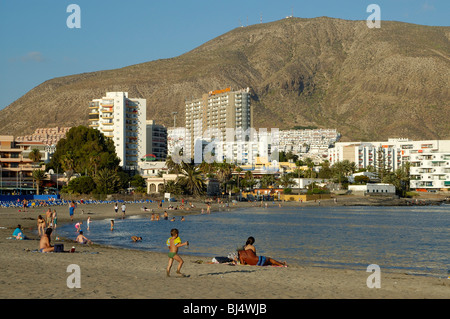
<box><xmin>89</xmin><ymin>92</ymin><xmax>146</xmax><ymax>170</ymax></box>
<box><xmin>184</xmin><ymin>87</ymin><xmax>255</xmax><ymax>163</ymax></box>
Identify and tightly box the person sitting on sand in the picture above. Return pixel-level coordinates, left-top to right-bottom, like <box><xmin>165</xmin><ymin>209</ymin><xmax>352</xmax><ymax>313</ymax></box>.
<box><xmin>131</xmin><ymin>236</ymin><xmax>142</xmax><ymax>242</ymax></box>
<box><xmin>75</xmin><ymin>231</ymin><xmax>92</xmax><ymax>244</ymax></box>
<box><xmin>239</xmin><ymin>236</ymin><xmax>287</xmax><ymax>267</ymax></box>
<box><xmin>12</xmin><ymin>224</ymin><xmax>25</xmax><ymax>240</ymax></box>
<box><xmin>39</xmin><ymin>228</ymin><xmax>54</xmax><ymax>253</ymax></box>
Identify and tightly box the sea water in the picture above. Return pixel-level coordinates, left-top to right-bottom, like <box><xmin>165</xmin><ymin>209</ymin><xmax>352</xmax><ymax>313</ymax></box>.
<box><xmin>55</xmin><ymin>204</ymin><xmax>450</xmax><ymax>277</ymax></box>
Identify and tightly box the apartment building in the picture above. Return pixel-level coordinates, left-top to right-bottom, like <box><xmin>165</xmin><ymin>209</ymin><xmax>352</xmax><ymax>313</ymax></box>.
<box><xmin>145</xmin><ymin>120</ymin><xmax>167</xmax><ymax>161</ymax></box>
<box><xmin>328</xmin><ymin>139</ymin><xmax>450</xmax><ymax>190</ymax></box>
<box><xmin>16</xmin><ymin>127</ymin><xmax>71</xmax><ymax>147</ymax></box>
<box><xmin>184</xmin><ymin>87</ymin><xmax>253</xmax><ymax>162</ymax></box>
<box><xmin>89</xmin><ymin>92</ymin><xmax>146</xmax><ymax>171</ymax></box>
<box><xmin>279</xmin><ymin>129</ymin><xmax>340</xmax><ymax>156</ymax></box>
<box><xmin>0</xmin><ymin>136</ymin><xmax>36</xmax><ymax>191</ymax></box>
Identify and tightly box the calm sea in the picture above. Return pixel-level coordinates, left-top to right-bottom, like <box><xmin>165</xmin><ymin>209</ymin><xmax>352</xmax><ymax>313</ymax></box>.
<box><xmin>55</xmin><ymin>204</ymin><xmax>450</xmax><ymax>277</ymax></box>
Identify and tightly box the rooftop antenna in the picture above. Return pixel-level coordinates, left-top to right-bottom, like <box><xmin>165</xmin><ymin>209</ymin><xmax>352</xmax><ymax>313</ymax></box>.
<box><xmin>260</xmin><ymin>12</ymin><xmax>262</xmax><ymax>24</ymax></box>
<box><xmin>239</xmin><ymin>18</ymin><xmax>243</xmax><ymax>27</ymax></box>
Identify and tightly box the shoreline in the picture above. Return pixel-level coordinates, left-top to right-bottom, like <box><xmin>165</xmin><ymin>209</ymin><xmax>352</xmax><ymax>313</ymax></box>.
<box><xmin>1</xmin><ymin>195</ymin><xmax>449</xmax><ymax>299</ymax></box>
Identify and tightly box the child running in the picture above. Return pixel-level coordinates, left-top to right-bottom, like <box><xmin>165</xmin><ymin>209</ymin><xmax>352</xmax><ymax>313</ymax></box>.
<box><xmin>166</xmin><ymin>228</ymin><xmax>189</xmax><ymax>277</ymax></box>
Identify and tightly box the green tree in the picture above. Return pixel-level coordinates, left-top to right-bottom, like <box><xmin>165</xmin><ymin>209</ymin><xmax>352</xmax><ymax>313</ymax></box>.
<box><xmin>32</xmin><ymin>169</ymin><xmax>46</xmax><ymax>195</ymax></box>
<box><xmin>260</xmin><ymin>174</ymin><xmax>275</xmax><ymax>188</ymax></box>
<box><xmin>94</xmin><ymin>168</ymin><xmax>121</xmax><ymax>194</ymax></box>
<box><xmin>63</xmin><ymin>175</ymin><xmax>95</xmax><ymax>194</ymax></box>
<box><xmin>354</xmin><ymin>175</ymin><xmax>370</xmax><ymax>184</ymax></box>
<box><xmin>318</xmin><ymin>160</ymin><xmax>333</xmax><ymax>179</ymax></box>
<box><xmin>177</xmin><ymin>162</ymin><xmax>205</xmax><ymax>196</ymax></box>
<box><xmin>28</xmin><ymin>148</ymin><xmax>42</xmax><ymax>164</ymax></box>
<box><xmin>235</xmin><ymin>166</ymin><xmax>243</xmax><ymax>190</ymax></box>
<box><xmin>161</xmin><ymin>180</ymin><xmax>182</xmax><ymax>195</ymax></box>
<box><xmin>48</xmin><ymin>126</ymin><xmax>120</xmax><ymax>176</ymax></box>
<box><xmin>241</xmin><ymin>170</ymin><xmax>256</xmax><ymax>189</ymax></box>
<box><xmin>130</xmin><ymin>174</ymin><xmax>146</xmax><ymax>188</ymax></box>
<box><xmin>215</xmin><ymin>161</ymin><xmax>234</xmax><ymax>194</ymax></box>
<box><xmin>278</xmin><ymin>174</ymin><xmax>294</xmax><ymax>188</ymax></box>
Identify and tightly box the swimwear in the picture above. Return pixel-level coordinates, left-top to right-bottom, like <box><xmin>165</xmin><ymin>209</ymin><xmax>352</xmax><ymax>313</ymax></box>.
<box><xmin>168</xmin><ymin>252</ymin><xmax>176</xmax><ymax>258</ymax></box>
<box><xmin>166</xmin><ymin>237</ymin><xmax>181</xmax><ymax>247</ymax></box>
<box><xmin>257</xmin><ymin>256</ymin><xmax>267</xmax><ymax>266</ymax></box>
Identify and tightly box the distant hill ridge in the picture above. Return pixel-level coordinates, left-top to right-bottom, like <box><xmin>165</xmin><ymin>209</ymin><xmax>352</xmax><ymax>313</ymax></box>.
<box><xmin>0</xmin><ymin>17</ymin><xmax>449</xmax><ymax>141</ymax></box>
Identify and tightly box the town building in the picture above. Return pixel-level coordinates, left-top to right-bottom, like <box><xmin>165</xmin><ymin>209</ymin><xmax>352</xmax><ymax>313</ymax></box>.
<box><xmin>0</xmin><ymin>136</ymin><xmax>37</xmax><ymax>192</ymax></box>
<box><xmin>348</xmin><ymin>183</ymin><xmax>396</xmax><ymax>195</ymax></box>
<box><xmin>145</xmin><ymin>120</ymin><xmax>167</xmax><ymax>161</ymax></box>
<box><xmin>329</xmin><ymin>139</ymin><xmax>450</xmax><ymax>191</ymax></box>
<box><xmin>279</xmin><ymin>128</ymin><xmax>340</xmax><ymax>157</ymax></box>
<box><xmin>184</xmin><ymin>87</ymin><xmax>253</xmax><ymax>162</ymax></box>
<box><xmin>89</xmin><ymin>92</ymin><xmax>146</xmax><ymax>171</ymax></box>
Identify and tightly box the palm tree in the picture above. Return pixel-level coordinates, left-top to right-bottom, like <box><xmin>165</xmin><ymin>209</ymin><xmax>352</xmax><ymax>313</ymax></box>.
<box><xmin>32</xmin><ymin>169</ymin><xmax>46</xmax><ymax>195</ymax></box>
<box><xmin>304</xmin><ymin>157</ymin><xmax>314</xmax><ymax>178</ymax></box>
<box><xmin>29</xmin><ymin>148</ymin><xmax>42</xmax><ymax>164</ymax></box>
<box><xmin>161</xmin><ymin>180</ymin><xmax>182</xmax><ymax>195</ymax></box>
<box><xmin>215</xmin><ymin>161</ymin><xmax>233</xmax><ymax>194</ymax></box>
<box><xmin>166</xmin><ymin>156</ymin><xmax>181</xmax><ymax>175</ymax></box>
<box><xmin>177</xmin><ymin>162</ymin><xmax>205</xmax><ymax>196</ymax></box>
<box><xmin>279</xmin><ymin>174</ymin><xmax>294</xmax><ymax>189</ymax></box>
<box><xmin>260</xmin><ymin>174</ymin><xmax>275</xmax><ymax>188</ymax></box>
<box><xmin>242</xmin><ymin>170</ymin><xmax>256</xmax><ymax>189</ymax></box>
<box><xmin>235</xmin><ymin>166</ymin><xmax>243</xmax><ymax>190</ymax></box>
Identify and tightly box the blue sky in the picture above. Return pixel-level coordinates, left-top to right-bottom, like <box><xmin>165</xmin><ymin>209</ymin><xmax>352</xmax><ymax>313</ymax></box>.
<box><xmin>0</xmin><ymin>0</ymin><xmax>448</xmax><ymax>110</ymax></box>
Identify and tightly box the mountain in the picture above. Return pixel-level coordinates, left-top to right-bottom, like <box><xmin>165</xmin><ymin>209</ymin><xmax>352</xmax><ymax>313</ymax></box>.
<box><xmin>1</xmin><ymin>17</ymin><xmax>449</xmax><ymax>142</ymax></box>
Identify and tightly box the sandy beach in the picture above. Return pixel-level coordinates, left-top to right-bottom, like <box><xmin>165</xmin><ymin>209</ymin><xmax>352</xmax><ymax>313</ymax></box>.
<box><xmin>0</xmin><ymin>195</ymin><xmax>449</xmax><ymax>301</ymax></box>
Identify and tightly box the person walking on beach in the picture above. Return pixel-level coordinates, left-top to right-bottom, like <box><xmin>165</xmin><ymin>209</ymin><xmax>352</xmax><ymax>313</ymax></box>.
<box><xmin>37</xmin><ymin>215</ymin><xmax>46</xmax><ymax>236</ymax></box>
<box><xmin>69</xmin><ymin>201</ymin><xmax>75</xmax><ymax>222</ymax></box>
<box><xmin>45</xmin><ymin>208</ymin><xmax>52</xmax><ymax>226</ymax></box>
<box><xmin>52</xmin><ymin>210</ymin><xmax>57</xmax><ymax>230</ymax></box>
<box><xmin>114</xmin><ymin>203</ymin><xmax>118</xmax><ymax>214</ymax></box>
<box><xmin>166</xmin><ymin>228</ymin><xmax>189</xmax><ymax>277</ymax></box>
<box><xmin>121</xmin><ymin>203</ymin><xmax>126</xmax><ymax>219</ymax></box>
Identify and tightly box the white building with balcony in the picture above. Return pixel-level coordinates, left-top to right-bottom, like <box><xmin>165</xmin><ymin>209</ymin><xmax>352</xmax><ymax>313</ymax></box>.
<box><xmin>329</xmin><ymin>139</ymin><xmax>450</xmax><ymax>191</ymax></box>
<box><xmin>89</xmin><ymin>92</ymin><xmax>146</xmax><ymax>171</ymax></box>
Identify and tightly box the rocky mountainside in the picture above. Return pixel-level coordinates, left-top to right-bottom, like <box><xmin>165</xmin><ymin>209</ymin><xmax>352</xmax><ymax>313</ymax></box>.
<box><xmin>1</xmin><ymin>17</ymin><xmax>449</xmax><ymax>141</ymax></box>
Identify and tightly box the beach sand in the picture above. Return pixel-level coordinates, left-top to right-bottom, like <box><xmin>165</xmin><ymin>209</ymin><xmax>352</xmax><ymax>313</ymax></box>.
<box><xmin>0</xmin><ymin>196</ymin><xmax>449</xmax><ymax>300</ymax></box>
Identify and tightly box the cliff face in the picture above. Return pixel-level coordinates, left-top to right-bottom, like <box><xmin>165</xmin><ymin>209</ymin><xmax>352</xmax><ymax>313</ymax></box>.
<box><xmin>1</xmin><ymin>17</ymin><xmax>449</xmax><ymax>141</ymax></box>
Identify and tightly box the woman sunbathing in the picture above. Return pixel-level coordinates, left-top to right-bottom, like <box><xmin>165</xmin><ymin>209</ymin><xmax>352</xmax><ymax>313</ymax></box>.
<box><xmin>239</xmin><ymin>236</ymin><xmax>287</xmax><ymax>267</ymax></box>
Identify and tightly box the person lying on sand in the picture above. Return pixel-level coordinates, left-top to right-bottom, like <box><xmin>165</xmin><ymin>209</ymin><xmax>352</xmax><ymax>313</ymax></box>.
<box><xmin>239</xmin><ymin>236</ymin><xmax>287</xmax><ymax>267</ymax></box>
